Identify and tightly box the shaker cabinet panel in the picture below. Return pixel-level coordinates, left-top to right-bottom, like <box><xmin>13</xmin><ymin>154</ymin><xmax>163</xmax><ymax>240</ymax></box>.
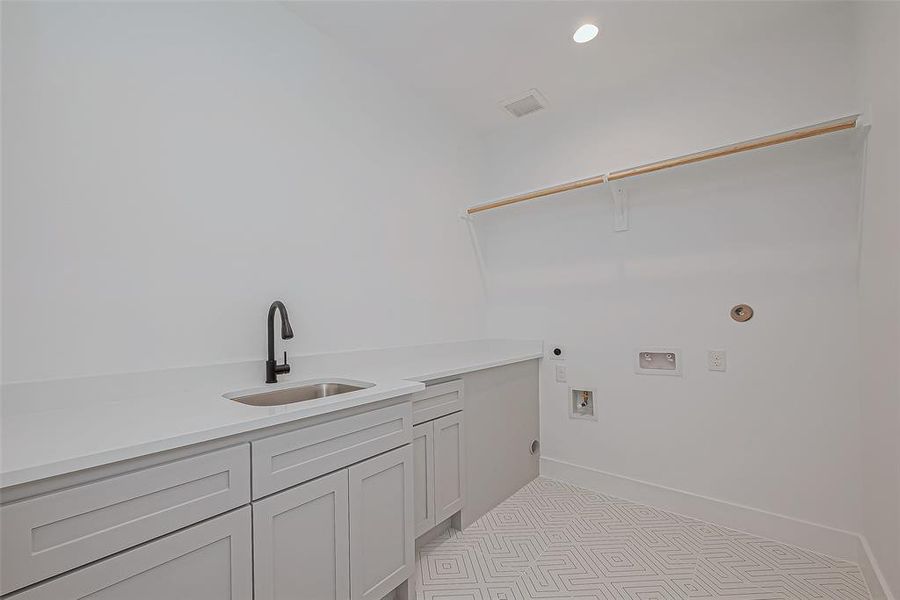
<box><xmin>252</xmin><ymin>403</ymin><xmax>412</xmax><ymax>499</ymax></box>
<box><xmin>253</xmin><ymin>470</ymin><xmax>350</xmax><ymax>600</ymax></box>
<box><xmin>433</xmin><ymin>412</ymin><xmax>465</xmax><ymax>525</ymax></box>
<box><xmin>6</xmin><ymin>508</ymin><xmax>252</xmax><ymax>600</ymax></box>
<box><xmin>412</xmin><ymin>421</ymin><xmax>436</xmax><ymax>537</ymax></box>
<box><xmin>348</xmin><ymin>445</ymin><xmax>414</xmax><ymax>600</ymax></box>
<box><xmin>0</xmin><ymin>444</ymin><xmax>250</xmax><ymax>595</ymax></box>
<box><xmin>411</xmin><ymin>380</ymin><xmax>463</xmax><ymax>425</ymax></box>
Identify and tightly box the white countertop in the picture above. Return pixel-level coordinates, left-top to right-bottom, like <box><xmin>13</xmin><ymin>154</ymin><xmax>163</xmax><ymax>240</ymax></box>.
<box><xmin>0</xmin><ymin>339</ymin><xmax>543</xmax><ymax>488</ymax></box>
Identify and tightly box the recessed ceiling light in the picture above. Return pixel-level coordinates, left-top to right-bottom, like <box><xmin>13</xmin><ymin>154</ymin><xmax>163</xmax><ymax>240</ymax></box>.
<box><xmin>573</xmin><ymin>23</ymin><xmax>599</xmax><ymax>44</ymax></box>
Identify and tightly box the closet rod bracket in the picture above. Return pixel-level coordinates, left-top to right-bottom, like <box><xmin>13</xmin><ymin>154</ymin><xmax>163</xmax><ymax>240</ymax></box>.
<box><xmin>605</xmin><ymin>174</ymin><xmax>629</xmax><ymax>232</ymax></box>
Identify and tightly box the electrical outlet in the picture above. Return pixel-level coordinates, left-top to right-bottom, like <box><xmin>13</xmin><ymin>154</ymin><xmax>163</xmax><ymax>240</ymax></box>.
<box><xmin>555</xmin><ymin>364</ymin><xmax>567</xmax><ymax>383</ymax></box>
<box><xmin>708</xmin><ymin>350</ymin><xmax>727</xmax><ymax>371</ymax></box>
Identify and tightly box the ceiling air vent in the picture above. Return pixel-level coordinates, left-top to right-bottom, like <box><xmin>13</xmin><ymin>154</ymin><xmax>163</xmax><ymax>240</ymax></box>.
<box><xmin>500</xmin><ymin>89</ymin><xmax>548</xmax><ymax>118</ymax></box>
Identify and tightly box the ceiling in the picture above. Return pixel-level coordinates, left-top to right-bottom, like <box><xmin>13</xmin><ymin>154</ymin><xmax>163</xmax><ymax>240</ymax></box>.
<box><xmin>286</xmin><ymin>1</ymin><xmax>852</xmax><ymax>136</ymax></box>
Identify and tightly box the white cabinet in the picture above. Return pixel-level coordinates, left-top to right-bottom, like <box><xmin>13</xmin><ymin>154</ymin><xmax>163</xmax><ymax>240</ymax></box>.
<box><xmin>349</xmin><ymin>445</ymin><xmax>414</xmax><ymax>600</ymax></box>
<box><xmin>2</xmin><ymin>399</ymin><xmax>419</xmax><ymax>599</ymax></box>
<box><xmin>433</xmin><ymin>412</ymin><xmax>465</xmax><ymax>524</ymax></box>
<box><xmin>253</xmin><ymin>470</ymin><xmax>350</xmax><ymax>600</ymax></box>
<box><xmin>6</xmin><ymin>507</ymin><xmax>252</xmax><ymax>600</ymax></box>
<box><xmin>410</xmin><ymin>380</ymin><xmax>463</xmax><ymax>425</ymax></box>
<box><xmin>412</xmin><ymin>421</ymin><xmax>436</xmax><ymax>537</ymax></box>
<box><xmin>252</xmin><ymin>445</ymin><xmax>413</xmax><ymax>600</ymax></box>
<box><xmin>412</xmin><ymin>410</ymin><xmax>466</xmax><ymax>539</ymax></box>
<box><xmin>0</xmin><ymin>444</ymin><xmax>250</xmax><ymax>595</ymax></box>
<box><xmin>251</xmin><ymin>403</ymin><xmax>412</xmax><ymax>499</ymax></box>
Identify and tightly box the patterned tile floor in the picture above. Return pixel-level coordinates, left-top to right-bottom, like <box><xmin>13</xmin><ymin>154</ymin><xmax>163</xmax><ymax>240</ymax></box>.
<box><xmin>415</xmin><ymin>478</ymin><xmax>871</xmax><ymax>600</ymax></box>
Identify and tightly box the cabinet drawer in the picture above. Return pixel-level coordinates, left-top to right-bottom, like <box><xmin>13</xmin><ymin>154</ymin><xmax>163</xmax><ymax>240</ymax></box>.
<box><xmin>252</xmin><ymin>403</ymin><xmax>412</xmax><ymax>499</ymax></box>
<box><xmin>0</xmin><ymin>444</ymin><xmax>250</xmax><ymax>595</ymax></box>
<box><xmin>411</xmin><ymin>380</ymin><xmax>463</xmax><ymax>425</ymax></box>
<box><xmin>5</xmin><ymin>507</ymin><xmax>252</xmax><ymax>600</ymax></box>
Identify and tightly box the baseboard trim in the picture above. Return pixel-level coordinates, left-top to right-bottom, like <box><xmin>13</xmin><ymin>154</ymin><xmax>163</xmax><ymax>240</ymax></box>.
<box><xmin>857</xmin><ymin>534</ymin><xmax>895</xmax><ymax>600</ymax></box>
<box><xmin>540</xmin><ymin>456</ymin><xmax>859</xmax><ymax>559</ymax></box>
<box><xmin>540</xmin><ymin>455</ymin><xmax>893</xmax><ymax>598</ymax></box>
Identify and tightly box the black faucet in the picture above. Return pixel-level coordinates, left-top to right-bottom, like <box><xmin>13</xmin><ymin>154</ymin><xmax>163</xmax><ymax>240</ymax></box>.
<box><xmin>265</xmin><ymin>301</ymin><xmax>294</xmax><ymax>383</ymax></box>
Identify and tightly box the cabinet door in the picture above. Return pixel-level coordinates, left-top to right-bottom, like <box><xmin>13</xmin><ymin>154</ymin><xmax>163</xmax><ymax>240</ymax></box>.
<box><xmin>433</xmin><ymin>412</ymin><xmax>466</xmax><ymax>524</ymax></box>
<box><xmin>253</xmin><ymin>470</ymin><xmax>350</xmax><ymax>600</ymax></box>
<box><xmin>412</xmin><ymin>421</ymin><xmax>435</xmax><ymax>537</ymax></box>
<box><xmin>348</xmin><ymin>445</ymin><xmax>414</xmax><ymax>600</ymax></box>
<box><xmin>6</xmin><ymin>507</ymin><xmax>252</xmax><ymax>600</ymax></box>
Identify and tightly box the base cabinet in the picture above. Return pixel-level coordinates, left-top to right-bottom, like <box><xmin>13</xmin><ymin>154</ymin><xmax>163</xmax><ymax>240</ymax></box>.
<box><xmin>253</xmin><ymin>470</ymin><xmax>350</xmax><ymax>600</ymax></box>
<box><xmin>0</xmin><ymin>361</ymin><xmax>538</xmax><ymax>598</ymax></box>
<box><xmin>251</xmin><ymin>445</ymin><xmax>413</xmax><ymax>600</ymax></box>
<box><xmin>6</xmin><ymin>507</ymin><xmax>252</xmax><ymax>600</ymax></box>
<box><xmin>349</xmin><ymin>445</ymin><xmax>414</xmax><ymax>600</ymax></box>
<box><xmin>413</xmin><ymin>410</ymin><xmax>466</xmax><ymax>539</ymax></box>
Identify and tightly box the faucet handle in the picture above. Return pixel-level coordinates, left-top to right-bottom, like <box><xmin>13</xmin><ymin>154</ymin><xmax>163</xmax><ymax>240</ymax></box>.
<box><xmin>273</xmin><ymin>351</ymin><xmax>291</xmax><ymax>376</ymax></box>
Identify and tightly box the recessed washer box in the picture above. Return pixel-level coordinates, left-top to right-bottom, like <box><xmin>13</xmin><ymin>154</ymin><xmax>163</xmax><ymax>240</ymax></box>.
<box><xmin>634</xmin><ymin>348</ymin><xmax>682</xmax><ymax>376</ymax></box>
<box><xmin>569</xmin><ymin>387</ymin><xmax>597</xmax><ymax>421</ymax></box>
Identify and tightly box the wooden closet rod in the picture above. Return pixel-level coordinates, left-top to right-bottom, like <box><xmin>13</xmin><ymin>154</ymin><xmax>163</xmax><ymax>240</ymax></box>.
<box><xmin>466</xmin><ymin>115</ymin><xmax>859</xmax><ymax>215</ymax></box>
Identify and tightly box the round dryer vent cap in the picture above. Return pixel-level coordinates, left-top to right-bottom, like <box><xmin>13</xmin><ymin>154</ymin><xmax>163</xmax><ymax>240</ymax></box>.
<box><xmin>731</xmin><ymin>304</ymin><xmax>754</xmax><ymax>322</ymax></box>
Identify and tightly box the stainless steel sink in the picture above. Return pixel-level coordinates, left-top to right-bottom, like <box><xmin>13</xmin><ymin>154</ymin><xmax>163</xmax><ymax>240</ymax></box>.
<box><xmin>226</xmin><ymin>380</ymin><xmax>374</xmax><ymax>407</ymax></box>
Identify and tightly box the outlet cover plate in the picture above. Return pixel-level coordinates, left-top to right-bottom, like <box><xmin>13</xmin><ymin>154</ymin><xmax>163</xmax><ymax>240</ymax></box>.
<box><xmin>555</xmin><ymin>364</ymin><xmax>567</xmax><ymax>383</ymax></box>
<box><xmin>708</xmin><ymin>350</ymin><xmax>727</xmax><ymax>371</ymax></box>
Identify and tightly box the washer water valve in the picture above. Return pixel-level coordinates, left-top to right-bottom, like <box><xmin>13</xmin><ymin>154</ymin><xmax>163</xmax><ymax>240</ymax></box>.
<box><xmin>569</xmin><ymin>388</ymin><xmax>597</xmax><ymax>421</ymax></box>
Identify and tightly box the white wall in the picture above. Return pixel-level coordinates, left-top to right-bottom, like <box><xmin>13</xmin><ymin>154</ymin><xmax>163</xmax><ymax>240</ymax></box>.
<box><xmin>472</xmin><ymin>4</ymin><xmax>866</xmax><ymax>534</ymax></box>
<box><xmin>856</xmin><ymin>2</ymin><xmax>900</xmax><ymax>596</ymax></box>
<box><xmin>1</xmin><ymin>2</ymin><xmax>486</xmax><ymax>383</ymax></box>
<box><xmin>472</xmin><ymin>2</ymin><xmax>860</xmax><ymax>204</ymax></box>
<box><xmin>479</xmin><ymin>138</ymin><xmax>864</xmax><ymax>533</ymax></box>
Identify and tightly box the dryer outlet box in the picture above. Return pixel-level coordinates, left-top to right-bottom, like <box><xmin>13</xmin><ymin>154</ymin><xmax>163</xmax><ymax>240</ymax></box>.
<box><xmin>634</xmin><ymin>348</ymin><xmax>682</xmax><ymax>376</ymax></box>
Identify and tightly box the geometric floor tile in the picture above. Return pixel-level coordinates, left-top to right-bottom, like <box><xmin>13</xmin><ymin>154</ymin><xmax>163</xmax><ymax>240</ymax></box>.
<box><xmin>416</xmin><ymin>478</ymin><xmax>872</xmax><ymax>600</ymax></box>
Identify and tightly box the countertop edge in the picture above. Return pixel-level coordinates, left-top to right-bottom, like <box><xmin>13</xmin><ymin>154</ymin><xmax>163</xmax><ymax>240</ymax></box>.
<box><xmin>0</xmin><ymin>342</ymin><xmax>545</xmax><ymax>489</ymax></box>
<box><xmin>0</xmin><ymin>381</ymin><xmax>424</xmax><ymax>489</ymax></box>
<box><xmin>409</xmin><ymin>352</ymin><xmax>544</xmax><ymax>382</ymax></box>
